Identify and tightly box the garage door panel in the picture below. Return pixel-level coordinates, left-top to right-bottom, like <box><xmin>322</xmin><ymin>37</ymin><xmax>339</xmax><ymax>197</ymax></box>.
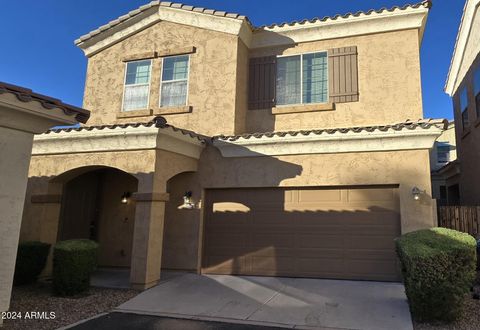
<box><xmin>296</xmin><ymin>234</ymin><xmax>345</xmax><ymax>249</ymax></box>
<box><xmin>250</xmin><ymin>256</ymin><xmax>295</xmax><ymax>274</ymax></box>
<box><xmin>203</xmin><ymin>186</ymin><xmax>401</xmax><ymax>281</ymax></box>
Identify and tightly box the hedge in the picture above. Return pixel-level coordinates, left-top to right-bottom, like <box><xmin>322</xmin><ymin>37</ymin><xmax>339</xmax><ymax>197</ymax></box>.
<box><xmin>53</xmin><ymin>239</ymin><xmax>98</xmax><ymax>296</ymax></box>
<box><xmin>14</xmin><ymin>241</ymin><xmax>51</xmax><ymax>285</ymax></box>
<box><xmin>396</xmin><ymin>228</ymin><xmax>476</xmax><ymax>322</ymax></box>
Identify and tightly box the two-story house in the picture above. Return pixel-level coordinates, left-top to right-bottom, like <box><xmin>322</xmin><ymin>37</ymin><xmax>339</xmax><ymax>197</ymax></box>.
<box><xmin>20</xmin><ymin>1</ymin><xmax>445</xmax><ymax>289</ymax></box>
<box><xmin>445</xmin><ymin>0</ymin><xmax>480</xmax><ymax>205</ymax></box>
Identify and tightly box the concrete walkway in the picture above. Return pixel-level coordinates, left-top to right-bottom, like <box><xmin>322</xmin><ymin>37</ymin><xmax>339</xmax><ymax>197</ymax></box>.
<box><xmin>116</xmin><ymin>273</ymin><xmax>413</xmax><ymax>330</ymax></box>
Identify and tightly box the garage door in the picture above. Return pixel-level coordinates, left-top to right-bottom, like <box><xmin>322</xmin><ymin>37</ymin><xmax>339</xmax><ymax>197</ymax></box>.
<box><xmin>202</xmin><ymin>186</ymin><xmax>401</xmax><ymax>281</ymax></box>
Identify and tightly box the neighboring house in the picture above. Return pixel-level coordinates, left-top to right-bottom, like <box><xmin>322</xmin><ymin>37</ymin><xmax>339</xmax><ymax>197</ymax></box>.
<box><xmin>20</xmin><ymin>0</ymin><xmax>445</xmax><ymax>289</ymax></box>
<box><xmin>0</xmin><ymin>82</ymin><xmax>89</xmax><ymax>325</ymax></box>
<box><xmin>430</xmin><ymin>121</ymin><xmax>460</xmax><ymax>205</ymax></box>
<box><xmin>445</xmin><ymin>0</ymin><xmax>480</xmax><ymax>205</ymax></box>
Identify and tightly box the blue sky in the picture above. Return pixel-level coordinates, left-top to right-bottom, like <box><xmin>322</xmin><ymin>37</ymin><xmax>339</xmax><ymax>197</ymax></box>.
<box><xmin>0</xmin><ymin>0</ymin><xmax>465</xmax><ymax>120</ymax></box>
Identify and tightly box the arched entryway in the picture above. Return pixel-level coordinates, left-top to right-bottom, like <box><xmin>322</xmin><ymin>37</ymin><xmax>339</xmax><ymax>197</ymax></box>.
<box><xmin>55</xmin><ymin>166</ymin><xmax>138</xmax><ymax>269</ymax></box>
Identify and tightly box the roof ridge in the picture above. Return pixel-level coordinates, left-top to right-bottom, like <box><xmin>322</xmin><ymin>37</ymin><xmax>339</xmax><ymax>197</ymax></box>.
<box><xmin>256</xmin><ymin>0</ymin><xmax>431</xmax><ymax>30</ymax></box>
<box><xmin>43</xmin><ymin>116</ymin><xmax>207</xmax><ymax>142</ymax></box>
<box><xmin>75</xmin><ymin>1</ymin><xmax>252</xmax><ymax>45</ymax></box>
<box><xmin>213</xmin><ymin>118</ymin><xmax>448</xmax><ymax>141</ymax></box>
<box><xmin>75</xmin><ymin>0</ymin><xmax>430</xmax><ymax>45</ymax></box>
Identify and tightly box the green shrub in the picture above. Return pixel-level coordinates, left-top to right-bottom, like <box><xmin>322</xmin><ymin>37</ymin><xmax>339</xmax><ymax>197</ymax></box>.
<box><xmin>396</xmin><ymin>228</ymin><xmax>476</xmax><ymax>323</ymax></box>
<box><xmin>14</xmin><ymin>241</ymin><xmax>51</xmax><ymax>285</ymax></box>
<box><xmin>53</xmin><ymin>239</ymin><xmax>98</xmax><ymax>296</ymax></box>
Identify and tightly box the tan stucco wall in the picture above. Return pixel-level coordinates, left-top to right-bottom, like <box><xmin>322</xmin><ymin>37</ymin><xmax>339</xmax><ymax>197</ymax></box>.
<box><xmin>83</xmin><ymin>20</ymin><xmax>241</xmax><ymax>136</ymax></box>
<box><xmin>450</xmin><ymin>5</ymin><xmax>480</xmax><ymax>205</ymax></box>
<box><xmin>453</xmin><ymin>4</ymin><xmax>480</xmax><ymax>95</ymax></box>
<box><xmin>162</xmin><ymin>146</ymin><xmax>435</xmax><ymax>271</ymax></box>
<box><xmin>246</xmin><ymin>29</ymin><xmax>424</xmax><ymax>133</ymax></box>
<box><xmin>83</xmin><ymin>23</ymin><xmax>424</xmax><ymax>136</ymax></box>
<box><xmin>0</xmin><ymin>127</ymin><xmax>34</xmax><ymax>318</ymax></box>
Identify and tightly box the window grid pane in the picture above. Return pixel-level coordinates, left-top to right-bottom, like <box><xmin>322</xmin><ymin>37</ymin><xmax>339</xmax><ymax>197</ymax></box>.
<box><xmin>126</xmin><ymin>60</ymin><xmax>151</xmax><ymax>85</ymax></box>
<box><xmin>276</xmin><ymin>56</ymin><xmax>301</xmax><ymax>105</ymax></box>
<box><xmin>460</xmin><ymin>87</ymin><xmax>468</xmax><ymax>111</ymax></box>
<box><xmin>123</xmin><ymin>84</ymin><xmax>149</xmax><ymax>111</ymax></box>
<box><xmin>161</xmin><ymin>55</ymin><xmax>189</xmax><ymax>107</ymax></box>
<box><xmin>462</xmin><ymin>109</ymin><xmax>469</xmax><ymax>129</ymax></box>
<box><xmin>302</xmin><ymin>53</ymin><xmax>328</xmax><ymax>104</ymax></box>
<box><xmin>474</xmin><ymin>68</ymin><xmax>480</xmax><ymax>95</ymax></box>
<box><xmin>161</xmin><ymin>81</ymin><xmax>188</xmax><ymax>107</ymax></box>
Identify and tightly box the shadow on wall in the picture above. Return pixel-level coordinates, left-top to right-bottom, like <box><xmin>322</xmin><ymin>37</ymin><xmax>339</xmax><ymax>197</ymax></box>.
<box><xmin>21</xmin><ymin>166</ymin><xmax>146</xmax><ymax>269</ymax></box>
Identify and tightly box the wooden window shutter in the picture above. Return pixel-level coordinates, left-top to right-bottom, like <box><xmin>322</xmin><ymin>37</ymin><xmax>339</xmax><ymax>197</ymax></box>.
<box><xmin>328</xmin><ymin>46</ymin><xmax>359</xmax><ymax>103</ymax></box>
<box><xmin>248</xmin><ymin>56</ymin><xmax>277</xmax><ymax>110</ymax></box>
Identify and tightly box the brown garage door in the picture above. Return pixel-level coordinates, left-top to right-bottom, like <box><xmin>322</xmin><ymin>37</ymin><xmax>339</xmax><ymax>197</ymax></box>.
<box><xmin>202</xmin><ymin>186</ymin><xmax>401</xmax><ymax>281</ymax></box>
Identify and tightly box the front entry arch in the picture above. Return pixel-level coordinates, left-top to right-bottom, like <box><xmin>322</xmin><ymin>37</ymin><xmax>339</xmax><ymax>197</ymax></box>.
<box><xmin>57</xmin><ymin>167</ymin><xmax>138</xmax><ymax>268</ymax></box>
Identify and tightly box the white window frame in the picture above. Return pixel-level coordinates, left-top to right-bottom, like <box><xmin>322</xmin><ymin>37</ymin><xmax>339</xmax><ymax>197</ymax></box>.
<box><xmin>436</xmin><ymin>143</ymin><xmax>451</xmax><ymax>164</ymax></box>
<box><xmin>159</xmin><ymin>54</ymin><xmax>191</xmax><ymax>108</ymax></box>
<box><xmin>276</xmin><ymin>51</ymin><xmax>329</xmax><ymax>107</ymax></box>
<box><xmin>121</xmin><ymin>59</ymin><xmax>152</xmax><ymax>112</ymax></box>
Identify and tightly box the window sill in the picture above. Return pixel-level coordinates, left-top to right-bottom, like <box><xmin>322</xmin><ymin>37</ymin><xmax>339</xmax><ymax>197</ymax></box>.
<box><xmin>272</xmin><ymin>103</ymin><xmax>335</xmax><ymax>115</ymax></box>
<box><xmin>474</xmin><ymin>118</ymin><xmax>480</xmax><ymax>128</ymax></box>
<box><xmin>153</xmin><ymin>106</ymin><xmax>192</xmax><ymax>115</ymax></box>
<box><xmin>116</xmin><ymin>109</ymin><xmax>152</xmax><ymax>119</ymax></box>
<box><xmin>461</xmin><ymin>128</ymin><xmax>471</xmax><ymax>139</ymax></box>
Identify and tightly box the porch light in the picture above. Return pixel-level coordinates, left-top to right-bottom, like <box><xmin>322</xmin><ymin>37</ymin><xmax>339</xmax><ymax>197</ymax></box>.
<box><xmin>121</xmin><ymin>192</ymin><xmax>131</xmax><ymax>204</ymax></box>
<box><xmin>412</xmin><ymin>187</ymin><xmax>423</xmax><ymax>201</ymax></box>
<box><xmin>178</xmin><ymin>191</ymin><xmax>195</xmax><ymax>210</ymax></box>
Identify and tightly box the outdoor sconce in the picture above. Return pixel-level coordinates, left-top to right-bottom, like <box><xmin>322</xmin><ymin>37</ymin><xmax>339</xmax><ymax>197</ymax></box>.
<box><xmin>412</xmin><ymin>187</ymin><xmax>424</xmax><ymax>201</ymax></box>
<box><xmin>121</xmin><ymin>192</ymin><xmax>131</xmax><ymax>204</ymax></box>
<box><xmin>178</xmin><ymin>191</ymin><xmax>196</xmax><ymax>210</ymax></box>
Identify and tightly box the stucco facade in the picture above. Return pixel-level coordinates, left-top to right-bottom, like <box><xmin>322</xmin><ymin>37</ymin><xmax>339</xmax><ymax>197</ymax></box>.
<box><xmin>20</xmin><ymin>1</ymin><xmax>443</xmax><ymax>288</ymax></box>
<box><xmin>445</xmin><ymin>0</ymin><xmax>480</xmax><ymax>205</ymax></box>
<box><xmin>0</xmin><ymin>82</ymin><xmax>89</xmax><ymax>324</ymax></box>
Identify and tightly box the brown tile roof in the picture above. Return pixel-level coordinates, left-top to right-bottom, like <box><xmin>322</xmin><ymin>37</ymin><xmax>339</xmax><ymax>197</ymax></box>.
<box><xmin>74</xmin><ymin>1</ymin><xmax>252</xmax><ymax>45</ymax></box>
<box><xmin>213</xmin><ymin>118</ymin><xmax>448</xmax><ymax>142</ymax></box>
<box><xmin>256</xmin><ymin>1</ymin><xmax>432</xmax><ymax>30</ymax></box>
<box><xmin>0</xmin><ymin>81</ymin><xmax>90</xmax><ymax>123</ymax></box>
<box><xmin>44</xmin><ymin>116</ymin><xmax>206</xmax><ymax>142</ymax></box>
<box><xmin>75</xmin><ymin>0</ymin><xmax>431</xmax><ymax>45</ymax></box>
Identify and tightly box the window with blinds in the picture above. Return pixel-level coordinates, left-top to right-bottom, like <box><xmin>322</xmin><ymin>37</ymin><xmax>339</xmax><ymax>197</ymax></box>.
<box><xmin>160</xmin><ymin>55</ymin><xmax>190</xmax><ymax>107</ymax></box>
<box><xmin>122</xmin><ymin>60</ymin><xmax>152</xmax><ymax>111</ymax></box>
<box><xmin>276</xmin><ymin>52</ymin><xmax>328</xmax><ymax>106</ymax></box>
<box><xmin>248</xmin><ymin>46</ymin><xmax>358</xmax><ymax>110</ymax></box>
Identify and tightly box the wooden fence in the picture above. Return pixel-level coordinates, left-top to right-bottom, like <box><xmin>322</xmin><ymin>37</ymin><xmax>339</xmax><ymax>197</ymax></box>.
<box><xmin>438</xmin><ymin>206</ymin><xmax>480</xmax><ymax>238</ymax></box>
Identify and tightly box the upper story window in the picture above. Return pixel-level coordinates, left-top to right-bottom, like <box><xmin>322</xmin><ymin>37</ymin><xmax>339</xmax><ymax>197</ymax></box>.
<box><xmin>474</xmin><ymin>67</ymin><xmax>480</xmax><ymax>117</ymax></box>
<box><xmin>160</xmin><ymin>55</ymin><xmax>190</xmax><ymax>107</ymax></box>
<box><xmin>436</xmin><ymin>143</ymin><xmax>451</xmax><ymax>164</ymax></box>
<box><xmin>276</xmin><ymin>52</ymin><xmax>328</xmax><ymax>106</ymax></box>
<box><xmin>122</xmin><ymin>60</ymin><xmax>152</xmax><ymax>111</ymax></box>
<box><xmin>460</xmin><ymin>87</ymin><xmax>469</xmax><ymax>129</ymax></box>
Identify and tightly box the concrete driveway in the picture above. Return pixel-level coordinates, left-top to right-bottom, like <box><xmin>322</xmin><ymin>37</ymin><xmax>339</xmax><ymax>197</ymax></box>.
<box><xmin>116</xmin><ymin>272</ymin><xmax>412</xmax><ymax>330</ymax></box>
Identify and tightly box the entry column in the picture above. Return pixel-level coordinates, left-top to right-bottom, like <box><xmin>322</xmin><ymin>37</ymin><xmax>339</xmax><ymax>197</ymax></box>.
<box><xmin>130</xmin><ymin>190</ymin><xmax>169</xmax><ymax>290</ymax></box>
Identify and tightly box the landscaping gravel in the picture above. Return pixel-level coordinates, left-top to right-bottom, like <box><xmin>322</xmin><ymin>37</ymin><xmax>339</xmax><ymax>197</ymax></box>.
<box><xmin>3</xmin><ymin>282</ymin><xmax>138</xmax><ymax>330</ymax></box>
<box><xmin>414</xmin><ymin>295</ymin><xmax>480</xmax><ymax>330</ymax></box>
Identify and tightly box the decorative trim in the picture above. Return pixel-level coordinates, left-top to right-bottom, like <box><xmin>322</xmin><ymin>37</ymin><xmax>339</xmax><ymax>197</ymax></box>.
<box><xmin>445</xmin><ymin>0</ymin><xmax>480</xmax><ymax>95</ymax></box>
<box><xmin>250</xmin><ymin>6</ymin><xmax>429</xmax><ymax>49</ymax></box>
<box><xmin>272</xmin><ymin>103</ymin><xmax>335</xmax><ymax>115</ymax></box>
<box><xmin>122</xmin><ymin>52</ymin><xmax>157</xmax><ymax>62</ymax></box>
<box><xmin>153</xmin><ymin>106</ymin><xmax>192</xmax><ymax>115</ymax></box>
<box><xmin>213</xmin><ymin>122</ymin><xmax>445</xmax><ymax>158</ymax></box>
<box><xmin>133</xmin><ymin>192</ymin><xmax>170</xmax><ymax>202</ymax></box>
<box><xmin>31</xmin><ymin>194</ymin><xmax>62</xmax><ymax>204</ymax></box>
<box><xmin>33</xmin><ymin>123</ymin><xmax>205</xmax><ymax>159</ymax></box>
<box><xmin>157</xmin><ymin>46</ymin><xmax>196</xmax><ymax>57</ymax></box>
<box><xmin>116</xmin><ymin>109</ymin><xmax>153</xmax><ymax>118</ymax></box>
<box><xmin>75</xmin><ymin>1</ymin><xmax>429</xmax><ymax>55</ymax></box>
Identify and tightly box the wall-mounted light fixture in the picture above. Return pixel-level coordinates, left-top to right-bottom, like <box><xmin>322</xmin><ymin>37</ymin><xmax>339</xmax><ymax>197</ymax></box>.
<box><xmin>412</xmin><ymin>187</ymin><xmax>424</xmax><ymax>201</ymax></box>
<box><xmin>178</xmin><ymin>191</ymin><xmax>195</xmax><ymax>210</ymax></box>
<box><xmin>121</xmin><ymin>192</ymin><xmax>131</xmax><ymax>204</ymax></box>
